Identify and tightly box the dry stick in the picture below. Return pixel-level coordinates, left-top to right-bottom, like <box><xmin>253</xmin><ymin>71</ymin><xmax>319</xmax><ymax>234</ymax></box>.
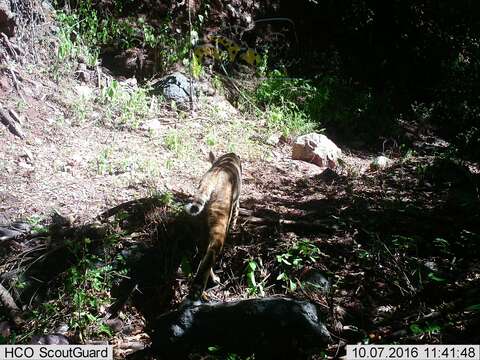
<box><xmin>7</xmin><ymin>66</ymin><xmax>26</xmax><ymax>102</ymax></box>
<box><xmin>219</xmin><ymin>63</ymin><xmax>263</xmax><ymax>113</ymax></box>
<box><xmin>374</xmin><ymin>233</ymin><xmax>415</xmax><ymax>294</ymax></box>
<box><xmin>0</xmin><ymin>282</ymin><xmax>24</xmax><ymax>326</ymax></box>
<box><xmin>0</xmin><ymin>106</ymin><xmax>25</xmax><ymax>139</ymax></box>
<box><xmin>239</xmin><ymin>208</ymin><xmax>330</xmax><ymax>231</ymax></box>
<box><xmin>8</xmin><ymin>108</ymin><xmax>23</xmax><ymax>124</ymax></box>
<box><xmin>0</xmin><ymin>32</ymin><xmax>19</xmax><ymax>59</ymax></box>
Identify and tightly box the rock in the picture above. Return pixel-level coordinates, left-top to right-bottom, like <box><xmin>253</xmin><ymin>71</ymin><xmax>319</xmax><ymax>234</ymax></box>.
<box><xmin>265</xmin><ymin>133</ymin><xmax>281</xmax><ymax>146</ymax></box>
<box><xmin>104</xmin><ymin>318</ymin><xmax>124</xmax><ymax>333</ymax></box>
<box><xmin>302</xmin><ymin>270</ymin><xmax>331</xmax><ymax>293</ymax></box>
<box><xmin>152</xmin><ymin>72</ymin><xmax>195</xmax><ymax>109</ymax></box>
<box><xmin>0</xmin><ymin>227</ymin><xmax>22</xmax><ymax>241</ymax></box>
<box><xmin>0</xmin><ymin>0</ymin><xmax>16</xmax><ymax>37</ymax></box>
<box><xmin>75</xmin><ymin>63</ymin><xmax>91</xmax><ymax>83</ymax></box>
<box><xmin>292</xmin><ymin>133</ymin><xmax>342</xmax><ymax>168</ymax></box>
<box><xmin>319</xmin><ymin>168</ymin><xmax>340</xmax><ymax>184</ymax></box>
<box><xmin>141</xmin><ymin>119</ymin><xmax>162</xmax><ymax>133</ymax></box>
<box><xmin>0</xmin><ymin>321</ymin><xmax>11</xmax><ymax>338</ymax></box>
<box><xmin>101</xmin><ymin>48</ymin><xmax>144</xmax><ymax>78</ymax></box>
<box><xmin>10</xmin><ymin>221</ymin><xmax>31</xmax><ymax>232</ymax></box>
<box><xmin>370</xmin><ymin>155</ymin><xmax>391</xmax><ymax>170</ymax></box>
<box><xmin>75</xmin><ymin>85</ymin><xmax>93</xmax><ymax>99</ymax></box>
<box><xmin>30</xmin><ymin>334</ymin><xmax>69</xmax><ymax>345</ymax></box>
<box><xmin>150</xmin><ymin>297</ymin><xmax>331</xmax><ymax>358</ymax></box>
<box><xmin>55</xmin><ymin>323</ymin><xmax>69</xmax><ymax>334</ymax></box>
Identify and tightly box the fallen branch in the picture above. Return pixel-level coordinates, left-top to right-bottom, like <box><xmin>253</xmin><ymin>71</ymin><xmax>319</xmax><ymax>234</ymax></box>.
<box><xmin>8</xmin><ymin>108</ymin><xmax>22</xmax><ymax>124</ymax></box>
<box><xmin>0</xmin><ymin>106</ymin><xmax>25</xmax><ymax>138</ymax></box>
<box><xmin>0</xmin><ymin>32</ymin><xmax>21</xmax><ymax>59</ymax></box>
<box><xmin>0</xmin><ymin>283</ymin><xmax>24</xmax><ymax>326</ymax></box>
<box><xmin>7</xmin><ymin>66</ymin><xmax>25</xmax><ymax>101</ymax></box>
<box><xmin>239</xmin><ymin>208</ymin><xmax>331</xmax><ymax>232</ymax></box>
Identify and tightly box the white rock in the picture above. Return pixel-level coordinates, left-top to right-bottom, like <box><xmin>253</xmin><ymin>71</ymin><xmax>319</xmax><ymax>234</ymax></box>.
<box><xmin>141</xmin><ymin>119</ymin><xmax>162</xmax><ymax>132</ymax></box>
<box><xmin>74</xmin><ymin>85</ymin><xmax>93</xmax><ymax>99</ymax></box>
<box><xmin>370</xmin><ymin>156</ymin><xmax>391</xmax><ymax>170</ymax></box>
<box><xmin>292</xmin><ymin>133</ymin><xmax>342</xmax><ymax>168</ymax></box>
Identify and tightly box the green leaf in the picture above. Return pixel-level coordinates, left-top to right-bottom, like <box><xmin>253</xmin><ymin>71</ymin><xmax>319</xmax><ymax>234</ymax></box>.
<box><xmin>427</xmin><ymin>272</ymin><xmax>447</xmax><ymax>282</ymax></box>
<box><xmin>289</xmin><ymin>280</ymin><xmax>297</xmax><ymax>292</ymax></box>
<box><xmin>247</xmin><ymin>261</ymin><xmax>257</xmax><ymax>272</ymax></box>
<box><xmin>247</xmin><ymin>272</ymin><xmax>257</xmax><ymax>288</ymax></box>
<box><xmin>466</xmin><ymin>304</ymin><xmax>480</xmax><ymax>311</ymax></box>
<box><xmin>277</xmin><ymin>272</ymin><xmax>287</xmax><ymax>281</ymax></box>
<box><xmin>208</xmin><ymin>346</ymin><xmax>220</xmax><ymax>353</ymax></box>
<box><xmin>410</xmin><ymin>324</ymin><xmax>423</xmax><ymax>335</ymax></box>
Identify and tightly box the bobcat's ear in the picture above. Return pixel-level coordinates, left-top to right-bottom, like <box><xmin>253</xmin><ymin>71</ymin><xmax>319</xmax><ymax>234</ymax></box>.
<box><xmin>208</xmin><ymin>151</ymin><xmax>216</xmax><ymax>164</ymax></box>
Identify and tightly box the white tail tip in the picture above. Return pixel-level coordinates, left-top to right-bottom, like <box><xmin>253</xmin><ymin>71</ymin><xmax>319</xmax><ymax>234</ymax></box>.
<box><xmin>185</xmin><ymin>202</ymin><xmax>204</xmax><ymax>216</ymax></box>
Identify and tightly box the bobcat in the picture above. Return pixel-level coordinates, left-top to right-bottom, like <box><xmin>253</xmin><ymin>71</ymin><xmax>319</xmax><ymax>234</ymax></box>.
<box><xmin>185</xmin><ymin>152</ymin><xmax>242</xmax><ymax>301</ymax></box>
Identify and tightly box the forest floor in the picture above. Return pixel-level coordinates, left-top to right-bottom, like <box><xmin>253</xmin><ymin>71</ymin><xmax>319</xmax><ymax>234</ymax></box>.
<box><xmin>1</xmin><ymin>27</ymin><xmax>480</xmax><ymax>359</ymax></box>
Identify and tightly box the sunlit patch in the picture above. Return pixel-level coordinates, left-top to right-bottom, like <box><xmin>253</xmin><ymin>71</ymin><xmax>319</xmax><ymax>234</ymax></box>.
<box><xmin>194</xmin><ymin>35</ymin><xmax>260</xmax><ymax>67</ymax></box>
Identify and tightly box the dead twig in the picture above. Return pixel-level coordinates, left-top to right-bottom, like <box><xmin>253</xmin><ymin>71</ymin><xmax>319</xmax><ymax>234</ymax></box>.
<box><xmin>0</xmin><ymin>282</ymin><xmax>24</xmax><ymax>326</ymax></box>
<box><xmin>7</xmin><ymin>66</ymin><xmax>26</xmax><ymax>101</ymax></box>
<box><xmin>0</xmin><ymin>106</ymin><xmax>25</xmax><ymax>139</ymax></box>
<box><xmin>0</xmin><ymin>32</ymin><xmax>22</xmax><ymax>59</ymax></box>
<box><xmin>239</xmin><ymin>208</ymin><xmax>331</xmax><ymax>232</ymax></box>
<box><xmin>8</xmin><ymin>108</ymin><xmax>23</xmax><ymax>124</ymax></box>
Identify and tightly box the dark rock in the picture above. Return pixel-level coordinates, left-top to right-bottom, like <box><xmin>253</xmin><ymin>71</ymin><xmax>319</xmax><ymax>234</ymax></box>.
<box><xmin>319</xmin><ymin>168</ymin><xmax>340</xmax><ymax>185</ymax></box>
<box><xmin>0</xmin><ymin>321</ymin><xmax>11</xmax><ymax>338</ymax></box>
<box><xmin>0</xmin><ymin>227</ymin><xmax>22</xmax><ymax>241</ymax></box>
<box><xmin>10</xmin><ymin>221</ymin><xmax>31</xmax><ymax>232</ymax></box>
<box><xmin>104</xmin><ymin>318</ymin><xmax>124</xmax><ymax>333</ymax></box>
<box><xmin>150</xmin><ymin>297</ymin><xmax>331</xmax><ymax>359</ymax></box>
<box><xmin>302</xmin><ymin>270</ymin><xmax>331</xmax><ymax>293</ymax></box>
<box><xmin>0</xmin><ymin>0</ymin><xmax>16</xmax><ymax>37</ymax></box>
<box><xmin>30</xmin><ymin>334</ymin><xmax>69</xmax><ymax>345</ymax></box>
<box><xmin>0</xmin><ymin>221</ymin><xmax>31</xmax><ymax>241</ymax></box>
<box><xmin>152</xmin><ymin>72</ymin><xmax>195</xmax><ymax>109</ymax></box>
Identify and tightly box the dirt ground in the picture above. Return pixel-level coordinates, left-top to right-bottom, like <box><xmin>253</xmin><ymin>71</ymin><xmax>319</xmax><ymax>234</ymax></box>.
<box><xmin>1</xmin><ymin>26</ymin><xmax>480</xmax><ymax>359</ymax></box>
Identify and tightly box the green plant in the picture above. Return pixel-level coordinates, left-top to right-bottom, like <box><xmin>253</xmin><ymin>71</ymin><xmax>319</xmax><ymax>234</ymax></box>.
<box><xmin>212</xmin><ymin>75</ymin><xmax>224</xmax><ymax>93</ymax></box>
<box><xmin>432</xmin><ymin>237</ymin><xmax>452</xmax><ymax>255</ymax></box>
<box><xmin>163</xmin><ymin>129</ymin><xmax>192</xmax><ymax>158</ymax></box>
<box><xmin>95</xmin><ymin>147</ymin><xmax>114</xmax><ymax>175</ymax></box>
<box><xmin>207</xmin><ymin>346</ymin><xmax>255</xmax><ymax>360</ymax></box>
<box><xmin>72</xmin><ymin>96</ymin><xmax>93</xmax><ymax>125</ymax></box>
<box><xmin>101</xmin><ymin>79</ymin><xmax>120</xmax><ymax>103</ymax></box>
<box><xmin>55</xmin><ymin>11</ymin><xmax>99</xmax><ymax>66</ymax></box>
<box><xmin>264</xmin><ymin>104</ymin><xmax>317</xmax><ymax>137</ymax></box>
<box><xmin>410</xmin><ymin>323</ymin><xmax>441</xmax><ymax>336</ymax></box>
<box><xmin>255</xmin><ymin>69</ymin><xmax>320</xmax><ymax>136</ymax></box>
<box><xmin>391</xmin><ymin>235</ymin><xmax>417</xmax><ymax>252</ymax></box>
<box><xmin>245</xmin><ymin>259</ymin><xmax>265</xmax><ymax>296</ymax></box>
<box><xmin>100</xmin><ymin>80</ymin><xmax>153</xmax><ymax>129</ymax></box>
<box><xmin>276</xmin><ymin>239</ymin><xmax>321</xmax><ymax>292</ymax></box>
<box><xmin>26</xmin><ymin>215</ymin><xmax>48</xmax><ymax>234</ymax></box>
<box><xmin>191</xmin><ymin>51</ymin><xmax>203</xmax><ymax>79</ymax></box>
<box><xmin>66</xmin><ymin>250</ymin><xmax>113</xmax><ymax>340</ymax></box>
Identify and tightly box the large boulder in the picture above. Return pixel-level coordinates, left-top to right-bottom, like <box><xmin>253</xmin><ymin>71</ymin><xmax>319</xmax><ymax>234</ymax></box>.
<box><xmin>0</xmin><ymin>0</ymin><xmax>16</xmax><ymax>37</ymax></box>
<box><xmin>152</xmin><ymin>72</ymin><xmax>195</xmax><ymax>109</ymax></box>
<box><xmin>292</xmin><ymin>133</ymin><xmax>342</xmax><ymax>168</ymax></box>
<box><xmin>150</xmin><ymin>297</ymin><xmax>331</xmax><ymax>358</ymax></box>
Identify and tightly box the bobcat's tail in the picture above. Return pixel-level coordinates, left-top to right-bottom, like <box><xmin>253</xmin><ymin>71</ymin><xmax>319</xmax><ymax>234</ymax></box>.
<box><xmin>185</xmin><ymin>191</ymin><xmax>212</xmax><ymax>216</ymax></box>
